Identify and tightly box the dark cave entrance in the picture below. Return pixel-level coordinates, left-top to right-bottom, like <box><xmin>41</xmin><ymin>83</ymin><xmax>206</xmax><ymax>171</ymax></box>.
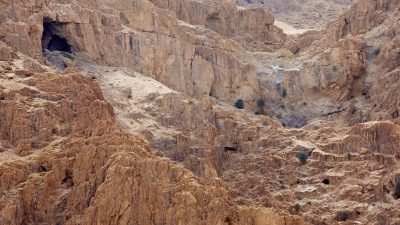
<box><xmin>41</xmin><ymin>21</ymin><xmax>72</xmax><ymax>53</ymax></box>
<box><xmin>322</xmin><ymin>178</ymin><xmax>330</xmax><ymax>185</ymax></box>
<box><xmin>47</xmin><ymin>35</ymin><xmax>71</xmax><ymax>52</ymax></box>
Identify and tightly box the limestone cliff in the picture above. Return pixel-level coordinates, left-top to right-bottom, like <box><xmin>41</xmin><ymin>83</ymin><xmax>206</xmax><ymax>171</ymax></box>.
<box><xmin>0</xmin><ymin>51</ymin><xmax>306</xmax><ymax>225</ymax></box>
<box><xmin>1</xmin><ymin>0</ymin><xmax>400</xmax><ymax>224</ymax></box>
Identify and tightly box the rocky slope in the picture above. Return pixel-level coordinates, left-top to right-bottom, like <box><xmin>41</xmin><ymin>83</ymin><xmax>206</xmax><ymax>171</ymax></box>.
<box><xmin>0</xmin><ymin>46</ymin><xmax>306</xmax><ymax>225</ymax></box>
<box><xmin>235</xmin><ymin>0</ymin><xmax>353</xmax><ymax>29</ymax></box>
<box><xmin>0</xmin><ymin>0</ymin><xmax>400</xmax><ymax>224</ymax></box>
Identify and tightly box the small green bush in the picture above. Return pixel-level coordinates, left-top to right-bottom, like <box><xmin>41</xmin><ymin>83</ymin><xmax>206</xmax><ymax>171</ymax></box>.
<box><xmin>338</xmin><ymin>211</ymin><xmax>349</xmax><ymax>221</ymax></box>
<box><xmin>256</xmin><ymin>98</ymin><xmax>266</xmax><ymax>108</ymax></box>
<box><xmin>281</xmin><ymin>88</ymin><xmax>287</xmax><ymax>98</ymax></box>
<box><xmin>297</xmin><ymin>151</ymin><xmax>309</xmax><ymax>165</ymax></box>
<box><xmin>294</xmin><ymin>203</ymin><xmax>301</xmax><ymax>212</ymax></box>
<box><xmin>332</xmin><ymin>65</ymin><xmax>337</xmax><ymax>71</ymax></box>
<box><xmin>395</xmin><ymin>180</ymin><xmax>400</xmax><ymax>199</ymax></box>
<box><xmin>235</xmin><ymin>99</ymin><xmax>244</xmax><ymax>109</ymax></box>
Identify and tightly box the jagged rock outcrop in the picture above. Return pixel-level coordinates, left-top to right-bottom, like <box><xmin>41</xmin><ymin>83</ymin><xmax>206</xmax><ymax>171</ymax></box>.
<box><xmin>236</xmin><ymin>0</ymin><xmax>353</xmax><ymax>29</ymax></box>
<box><xmin>82</xmin><ymin>62</ymin><xmax>400</xmax><ymax>225</ymax></box>
<box><xmin>1</xmin><ymin>0</ymin><xmax>400</xmax><ymax>224</ymax></box>
<box><xmin>247</xmin><ymin>0</ymin><xmax>400</xmax><ymax>126</ymax></box>
<box><xmin>0</xmin><ymin>51</ymin><xmax>308</xmax><ymax>225</ymax></box>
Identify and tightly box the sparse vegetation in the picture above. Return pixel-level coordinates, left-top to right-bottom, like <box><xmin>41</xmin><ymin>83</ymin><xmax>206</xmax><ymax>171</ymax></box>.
<box><xmin>332</xmin><ymin>65</ymin><xmax>337</xmax><ymax>71</ymax></box>
<box><xmin>294</xmin><ymin>203</ymin><xmax>302</xmax><ymax>212</ymax></box>
<box><xmin>256</xmin><ymin>98</ymin><xmax>266</xmax><ymax>114</ymax></box>
<box><xmin>297</xmin><ymin>151</ymin><xmax>309</xmax><ymax>165</ymax></box>
<box><xmin>281</xmin><ymin>88</ymin><xmax>287</xmax><ymax>98</ymax></box>
<box><xmin>256</xmin><ymin>98</ymin><xmax>266</xmax><ymax>108</ymax></box>
<box><xmin>338</xmin><ymin>211</ymin><xmax>349</xmax><ymax>221</ymax></box>
<box><xmin>235</xmin><ymin>99</ymin><xmax>244</xmax><ymax>109</ymax></box>
<box><xmin>395</xmin><ymin>180</ymin><xmax>400</xmax><ymax>199</ymax></box>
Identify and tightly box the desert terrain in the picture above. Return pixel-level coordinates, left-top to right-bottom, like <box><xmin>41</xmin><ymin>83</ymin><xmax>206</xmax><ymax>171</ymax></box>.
<box><xmin>0</xmin><ymin>0</ymin><xmax>400</xmax><ymax>224</ymax></box>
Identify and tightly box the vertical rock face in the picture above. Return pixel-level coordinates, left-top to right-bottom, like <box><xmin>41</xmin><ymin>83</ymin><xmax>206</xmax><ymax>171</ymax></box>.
<box><xmin>301</xmin><ymin>38</ymin><xmax>366</xmax><ymax>101</ymax></box>
<box><xmin>0</xmin><ymin>0</ymin><xmax>285</xmax><ymax>106</ymax></box>
<box><xmin>149</xmin><ymin>0</ymin><xmax>285</xmax><ymax>42</ymax></box>
<box><xmin>325</xmin><ymin>0</ymin><xmax>400</xmax><ymax>43</ymax></box>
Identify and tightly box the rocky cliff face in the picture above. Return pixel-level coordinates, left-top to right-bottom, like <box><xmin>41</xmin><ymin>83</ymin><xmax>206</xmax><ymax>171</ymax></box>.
<box><xmin>1</xmin><ymin>0</ymin><xmax>400</xmax><ymax>224</ymax></box>
<box><xmin>0</xmin><ymin>50</ymin><xmax>307</xmax><ymax>225</ymax></box>
<box><xmin>0</xmin><ymin>0</ymin><xmax>285</xmax><ymax>106</ymax></box>
<box><xmin>235</xmin><ymin>0</ymin><xmax>353</xmax><ymax>29</ymax></box>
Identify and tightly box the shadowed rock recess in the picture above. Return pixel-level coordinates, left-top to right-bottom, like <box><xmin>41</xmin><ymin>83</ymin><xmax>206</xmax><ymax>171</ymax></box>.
<box><xmin>0</xmin><ymin>0</ymin><xmax>400</xmax><ymax>224</ymax></box>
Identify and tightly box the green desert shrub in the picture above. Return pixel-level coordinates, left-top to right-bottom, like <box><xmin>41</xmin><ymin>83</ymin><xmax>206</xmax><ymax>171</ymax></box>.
<box><xmin>294</xmin><ymin>203</ymin><xmax>302</xmax><ymax>212</ymax></box>
<box><xmin>256</xmin><ymin>98</ymin><xmax>266</xmax><ymax>108</ymax></box>
<box><xmin>338</xmin><ymin>211</ymin><xmax>349</xmax><ymax>221</ymax></box>
<box><xmin>235</xmin><ymin>99</ymin><xmax>244</xmax><ymax>109</ymax></box>
<box><xmin>256</xmin><ymin>98</ymin><xmax>266</xmax><ymax>114</ymax></box>
<box><xmin>297</xmin><ymin>151</ymin><xmax>309</xmax><ymax>165</ymax></box>
<box><xmin>281</xmin><ymin>88</ymin><xmax>287</xmax><ymax>98</ymax></box>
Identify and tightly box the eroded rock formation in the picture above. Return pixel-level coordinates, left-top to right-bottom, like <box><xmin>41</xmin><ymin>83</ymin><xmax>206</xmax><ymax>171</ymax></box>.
<box><xmin>0</xmin><ymin>52</ymin><xmax>306</xmax><ymax>225</ymax></box>
<box><xmin>1</xmin><ymin>0</ymin><xmax>400</xmax><ymax>224</ymax></box>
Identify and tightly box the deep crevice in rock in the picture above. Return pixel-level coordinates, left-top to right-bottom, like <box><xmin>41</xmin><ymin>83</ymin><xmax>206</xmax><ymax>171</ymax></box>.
<box><xmin>224</xmin><ymin>146</ymin><xmax>238</xmax><ymax>152</ymax></box>
<box><xmin>62</xmin><ymin>171</ymin><xmax>74</xmax><ymax>188</ymax></box>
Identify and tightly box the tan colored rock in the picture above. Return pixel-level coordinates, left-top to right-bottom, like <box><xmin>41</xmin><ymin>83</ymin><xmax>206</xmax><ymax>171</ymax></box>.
<box><xmin>0</xmin><ymin>55</ymin><xmax>308</xmax><ymax>225</ymax></box>
<box><xmin>2</xmin><ymin>0</ymin><xmax>400</xmax><ymax>225</ymax></box>
<box><xmin>0</xmin><ymin>42</ymin><xmax>14</xmax><ymax>61</ymax></box>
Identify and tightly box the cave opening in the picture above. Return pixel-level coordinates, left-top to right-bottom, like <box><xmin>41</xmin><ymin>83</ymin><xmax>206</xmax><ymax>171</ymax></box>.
<box><xmin>224</xmin><ymin>146</ymin><xmax>238</xmax><ymax>152</ymax></box>
<box><xmin>322</xmin><ymin>178</ymin><xmax>330</xmax><ymax>185</ymax></box>
<box><xmin>47</xmin><ymin>35</ymin><xmax>71</xmax><ymax>52</ymax></box>
<box><xmin>41</xmin><ymin>21</ymin><xmax>72</xmax><ymax>53</ymax></box>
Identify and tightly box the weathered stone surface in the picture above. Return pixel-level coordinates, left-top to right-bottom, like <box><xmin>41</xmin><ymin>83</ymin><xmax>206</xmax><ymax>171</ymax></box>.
<box><xmin>1</xmin><ymin>0</ymin><xmax>400</xmax><ymax>224</ymax></box>
<box><xmin>0</xmin><ymin>55</ymin><xmax>307</xmax><ymax>225</ymax></box>
<box><xmin>236</xmin><ymin>0</ymin><xmax>353</xmax><ymax>29</ymax></box>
